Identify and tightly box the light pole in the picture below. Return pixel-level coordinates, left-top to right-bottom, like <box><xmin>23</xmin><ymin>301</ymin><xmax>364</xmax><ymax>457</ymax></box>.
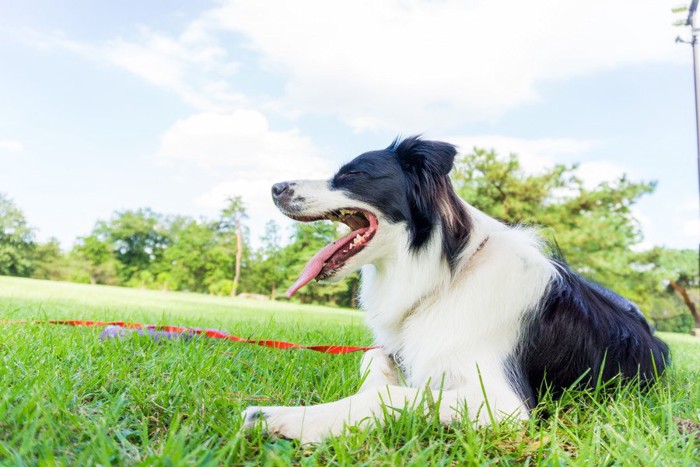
<box><xmin>688</xmin><ymin>1</ymin><xmax>700</xmax><ymax>212</ymax></box>
<box><xmin>675</xmin><ymin>1</ymin><xmax>700</xmax><ymax>282</ymax></box>
<box><xmin>676</xmin><ymin>1</ymin><xmax>700</xmax><ymax>213</ymax></box>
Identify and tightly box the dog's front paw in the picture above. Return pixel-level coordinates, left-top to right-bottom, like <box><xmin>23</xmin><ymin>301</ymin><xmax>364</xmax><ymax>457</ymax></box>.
<box><xmin>241</xmin><ymin>406</ymin><xmax>269</xmax><ymax>430</ymax></box>
<box><xmin>241</xmin><ymin>405</ymin><xmax>329</xmax><ymax>444</ymax></box>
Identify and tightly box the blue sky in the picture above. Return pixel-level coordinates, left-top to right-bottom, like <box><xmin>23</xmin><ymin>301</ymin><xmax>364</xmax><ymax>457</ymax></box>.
<box><xmin>0</xmin><ymin>0</ymin><xmax>698</xmax><ymax>251</ymax></box>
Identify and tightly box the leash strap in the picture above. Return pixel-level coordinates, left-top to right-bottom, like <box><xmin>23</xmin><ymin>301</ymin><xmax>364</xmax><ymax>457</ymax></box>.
<box><xmin>0</xmin><ymin>319</ymin><xmax>378</xmax><ymax>354</ymax></box>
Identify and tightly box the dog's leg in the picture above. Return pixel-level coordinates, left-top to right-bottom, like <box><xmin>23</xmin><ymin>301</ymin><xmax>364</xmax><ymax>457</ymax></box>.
<box><xmin>241</xmin><ymin>371</ymin><xmax>527</xmax><ymax>443</ymax></box>
<box><xmin>241</xmin><ymin>348</ymin><xmax>399</xmax><ymax>443</ymax></box>
<box><xmin>242</xmin><ymin>385</ymin><xmax>419</xmax><ymax>443</ymax></box>
<box><xmin>358</xmin><ymin>348</ymin><xmax>400</xmax><ymax>392</ymax></box>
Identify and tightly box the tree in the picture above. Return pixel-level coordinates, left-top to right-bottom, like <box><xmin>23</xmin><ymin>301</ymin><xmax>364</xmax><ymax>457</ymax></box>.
<box><xmin>218</xmin><ymin>197</ymin><xmax>248</xmax><ymax>297</ymax></box>
<box><xmin>161</xmin><ymin>217</ymin><xmax>210</xmax><ymax>292</ymax></box>
<box><xmin>93</xmin><ymin>208</ymin><xmax>170</xmax><ymax>285</ymax></box>
<box><xmin>637</xmin><ymin>247</ymin><xmax>699</xmax><ymax>330</ymax></box>
<box><xmin>670</xmin><ymin>279</ymin><xmax>699</xmax><ymax>328</ymax></box>
<box><xmin>162</xmin><ymin>216</ymin><xmax>236</xmax><ymax>293</ymax></box>
<box><xmin>72</xmin><ymin>234</ymin><xmax>120</xmax><ymax>285</ymax></box>
<box><xmin>661</xmin><ymin>249</ymin><xmax>699</xmax><ymax>329</ymax></box>
<box><xmin>249</xmin><ymin>221</ymin><xmax>288</xmax><ymax>299</ymax></box>
<box><xmin>31</xmin><ymin>238</ymin><xmax>70</xmax><ymax>281</ymax></box>
<box><xmin>452</xmin><ymin>148</ymin><xmax>657</xmax><ymax>309</ymax></box>
<box><xmin>0</xmin><ymin>193</ymin><xmax>35</xmax><ymax>277</ymax></box>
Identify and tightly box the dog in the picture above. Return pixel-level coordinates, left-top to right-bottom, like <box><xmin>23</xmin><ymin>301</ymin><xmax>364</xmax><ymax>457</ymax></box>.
<box><xmin>242</xmin><ymin>136</ymin><xmax>669</xmax><ymax>443</ymax></box>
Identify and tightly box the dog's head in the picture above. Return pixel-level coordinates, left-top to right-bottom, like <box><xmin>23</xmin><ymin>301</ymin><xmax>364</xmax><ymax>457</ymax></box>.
<box><xmin>273</xmin><ymin>136</ymin><xmax>471</xmax><ymax>297</ymax></box>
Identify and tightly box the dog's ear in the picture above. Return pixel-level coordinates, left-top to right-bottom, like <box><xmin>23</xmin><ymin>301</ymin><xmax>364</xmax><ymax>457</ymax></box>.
<box><xmin>391</xmin><ymin>136</ymin><xmax>457</xmax><ymax>176</ymax></box>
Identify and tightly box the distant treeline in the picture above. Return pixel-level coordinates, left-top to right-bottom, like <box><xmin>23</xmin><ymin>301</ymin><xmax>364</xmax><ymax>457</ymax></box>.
<box><xmin>3</xmin><ymin>198</ymin><xmax>357</xmax><ymax>306</ymax></box>
<box><xmin>1</xmin><ymin>148</ymin><xmax>697</xmax><ymax>331</ymax></box>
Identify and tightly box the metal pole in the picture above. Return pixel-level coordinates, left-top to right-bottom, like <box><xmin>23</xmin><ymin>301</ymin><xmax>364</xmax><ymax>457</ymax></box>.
<box><xmin>686</xmin><ymin>0</ymin><xmax>700</xmax><ymax>289</ymax></box>
<box><xmin>691</xmin><ymin>7</ymin><xmax>700</xmax><ymax>218</ymax></box>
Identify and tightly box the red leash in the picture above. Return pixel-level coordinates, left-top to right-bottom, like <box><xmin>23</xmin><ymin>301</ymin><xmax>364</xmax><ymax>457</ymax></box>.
<box><xmin>0</xmin><ymin>319</ymin><xmax>377</xmax><ymax>354</ymax></box>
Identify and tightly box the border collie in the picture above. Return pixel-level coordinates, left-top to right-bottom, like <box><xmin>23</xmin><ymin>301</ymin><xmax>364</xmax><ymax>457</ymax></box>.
<box><xmin>242</xmin><ymin>136</ymin><xmax>669</xmax><ymax>443</ymax></box>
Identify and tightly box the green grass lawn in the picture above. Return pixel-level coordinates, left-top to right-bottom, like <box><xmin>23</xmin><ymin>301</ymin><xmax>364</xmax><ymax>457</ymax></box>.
<box><xmin>1</xmin><ymin>276</ymin><xmax>698</xmax><ymax>465</ymax></box>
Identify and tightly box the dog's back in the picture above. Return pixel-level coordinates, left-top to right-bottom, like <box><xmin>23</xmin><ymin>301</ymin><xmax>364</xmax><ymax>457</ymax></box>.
<box><xmin>514</xmin><ymin>262</ymin><xmax>669</xmax><ymax>407</ymax></box>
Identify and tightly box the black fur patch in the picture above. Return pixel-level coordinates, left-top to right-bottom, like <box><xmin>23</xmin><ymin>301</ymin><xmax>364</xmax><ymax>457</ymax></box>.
<box><xmin>245</xmin><ymin>410</ymin><xmax>268</xmax><ymax>422</ymax></box>
<box><xmin>514</xmin><ymin>260</ymin><xmax>669</xmax><ymax>407</ymax></box>
<box><xmin>331</xmin><ymin>136</ymin><xmax>472</xmax><ymax>269</ymax></box>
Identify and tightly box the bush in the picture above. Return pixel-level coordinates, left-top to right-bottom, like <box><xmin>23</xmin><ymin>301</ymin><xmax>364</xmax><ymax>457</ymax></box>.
<box><xmin>126</xmin><ymin>270</ymin><xmax>155</xmax><ymax>289</ymax></box>
<box><xmin>208</xmin><ymin>279</ymin><xmax>233</xmax><ymax>296</ymax></box>
<box><xmin>653</xmin><ymin>313</ymin><xmax>694</xmax><ymax>333</ymax></box>
<box><xmin>155</xmin><ymin>272</ymin><xmax>179</xmax><ymax>291</ymax></box>
<box><xmin>649</xmin><ymin>295</ymin><xmax>695</xmax><ymax>333</ymax></box>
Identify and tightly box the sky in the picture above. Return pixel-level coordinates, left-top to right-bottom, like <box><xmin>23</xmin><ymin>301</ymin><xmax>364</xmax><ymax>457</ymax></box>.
<box><xmin>0</xmin><ymin>0</ymin><xmax>698</xmax><ymax>251</ymax></box>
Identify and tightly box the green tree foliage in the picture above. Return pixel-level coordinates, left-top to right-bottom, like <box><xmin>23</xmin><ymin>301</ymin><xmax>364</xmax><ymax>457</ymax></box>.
<box><xmin>162</xmin><ymin>216</ymin><xmax>238</xmax><ymax>294</ymax></box>
<box><xmin>245</xmin><ymin>221</ymin><xmax>287</xmax><ymax>299</ymax></box>
<box><xmin>635</xmin><ymin>247</ymin><xmax>699</xmax><ymax>331</ymax></box>
<box><xmin>70</xmin><ymin>209</ymin><xmax>252</xmax><ymax>294</ymax></box>
<box><xmin>93</xmin><ymin>208</ymin><xmax>170</xmax><ymax>285</ymax></box>
<box><xmin>72</xmin><ymin>234</ymin><xmax>120</xmax><ymax>285</ymax></box>
<box><xmin>30</xmin><ymin>238</ymin><xmax>70</xmax><ymax>281</ymax></box>
<box><xmin>0</xmin><ymin>193</ymin><xmax>35</xmax><ymax>276</ymax></box>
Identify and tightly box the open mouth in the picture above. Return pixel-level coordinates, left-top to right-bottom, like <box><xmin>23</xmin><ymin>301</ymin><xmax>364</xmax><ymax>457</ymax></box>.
<box><xmin>286</xmin><ymin>208</ymin><xmax>378</xmax><ymax>297</ymax></box>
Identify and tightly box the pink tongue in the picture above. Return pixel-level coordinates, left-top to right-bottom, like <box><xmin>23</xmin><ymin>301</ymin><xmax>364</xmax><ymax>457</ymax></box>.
<box><xmin>286</xmin><ymin>228</ymin><xmax>367</xmax><ymax>298</ymax></box>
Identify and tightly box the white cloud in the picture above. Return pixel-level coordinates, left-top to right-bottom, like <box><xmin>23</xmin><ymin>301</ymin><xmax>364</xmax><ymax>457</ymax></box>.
<box><xmin>630</xmin><ymin>206</ymin><xmax>655</xmax><ymax>252</ymax></box>
<box><xmin>450</xmin><ymin>134</ymin><xmax>634</xmax><ymax>190</ymax></box>
<box><xmin>677</xmin><ymin>196</ymin><xmax>699</xmax><ymax>243</ymax></box>
<box><xmin>156</xmin><ymin>110</ymin><xmax>328</xmax><ymax>173</ymax></box>
<box><xmin>158</xmin><ymin>110</ymin><xmax>334</xmax><ymax>243</ymax></box>
<box><xmin>678</xmin><ymin>195</ymin><xmax>700</xmax><ymax>214</ymax></box>
<box><xmin>0</xmin><ymin>140</ymin><xmax>24</xmax><ymax>153</ymax></box>
<box><xmin>202</xmin><ymin>0</ymin><xmax>684</xmax><ymax>131</ymax></box>
<box><xmin>103</xmin><ymin>26</ymin><xmax>245</xmax><ymax>111</ymax></box>
<box><xmin>644</xmin><ymin>201</ymin><xmax>699</xmax><ymax>249</ymax></box>
<box><xmin>15</xmin><ymin>26</ymin><xmax>244</xmax><ymax>112</ymax></box>
<box><xmin>449</xmin><ymin>134</ymin><xmax>595</xmax><ymax>173</ymax></box>
<box><xmin>18</xmin><ymin>1</ymin><xmax>684</xmax><ymax>131</ymax></box>
<box><xmin>681</xmin><ymin>218</ymin><xmax>699</xmax><ymax>239</ymax></box>
<box><xmin>575</xmin><ymin>161</ymin><xmax>629</xmax><ymax>189</ymax></box>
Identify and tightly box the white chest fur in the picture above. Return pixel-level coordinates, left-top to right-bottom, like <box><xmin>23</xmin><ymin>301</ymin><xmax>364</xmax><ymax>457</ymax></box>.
<box><xmin>360</xmin><ymin>210</ymin><xmax>555</xmax><ymax>391</ymax></box>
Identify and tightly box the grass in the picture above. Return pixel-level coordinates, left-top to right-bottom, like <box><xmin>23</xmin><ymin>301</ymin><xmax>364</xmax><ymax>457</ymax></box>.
<box><xmin>1</xmin><ymin>276</ymin><xmax>699</xmax><ymax>465</ymax></box>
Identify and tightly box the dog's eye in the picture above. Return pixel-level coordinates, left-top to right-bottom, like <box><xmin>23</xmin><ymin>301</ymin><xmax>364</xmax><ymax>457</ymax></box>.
<box><xmin>337</xmin><ymin>171</ymin><xmax>363</xmax><ymax>180</ymax></box>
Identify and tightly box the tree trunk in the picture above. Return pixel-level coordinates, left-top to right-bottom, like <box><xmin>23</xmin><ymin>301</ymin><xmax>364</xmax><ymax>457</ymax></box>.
<box><xmin>231</xmin><ymin>221</ymin><xmax>242</xmax><ymax>297</ymax></box>
<box><xmin>351</xmin><ymin>280</ymin><xmax>357</xmax><ymax>308</ymax></box>
<box><xmin>270</xmin><ymin>283</ymin><xmax>276</xmax><ymax>301</ymax></box>
<box><xmin>669</xmin><ymin>279</ymin><xmax>700</xmax><ymax>328</ymax></box>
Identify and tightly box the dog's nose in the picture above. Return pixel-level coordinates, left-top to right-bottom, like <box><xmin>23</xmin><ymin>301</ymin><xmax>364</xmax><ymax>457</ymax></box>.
<box><xmin>271</xmin><ymin>182</ymin><xmax>291</xmax><ymax>200</ymax></box>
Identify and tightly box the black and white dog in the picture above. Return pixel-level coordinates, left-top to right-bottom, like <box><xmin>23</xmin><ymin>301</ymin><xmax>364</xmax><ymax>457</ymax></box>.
<box><xmin>243</xmin><ymin>136</ymin><xmax>668</xmax><ymax>443</ymax></box>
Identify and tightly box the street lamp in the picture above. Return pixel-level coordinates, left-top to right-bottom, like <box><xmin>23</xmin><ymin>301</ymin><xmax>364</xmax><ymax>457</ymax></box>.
<box><xmin>675</xmin><ymin>1</ymin><xmax>700</xmax><ymax>211</ymax></box>
<box><xmin>674</xmin><ymin>1</ymin><xmax>700</xmax><ymax>279</ymax></box>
